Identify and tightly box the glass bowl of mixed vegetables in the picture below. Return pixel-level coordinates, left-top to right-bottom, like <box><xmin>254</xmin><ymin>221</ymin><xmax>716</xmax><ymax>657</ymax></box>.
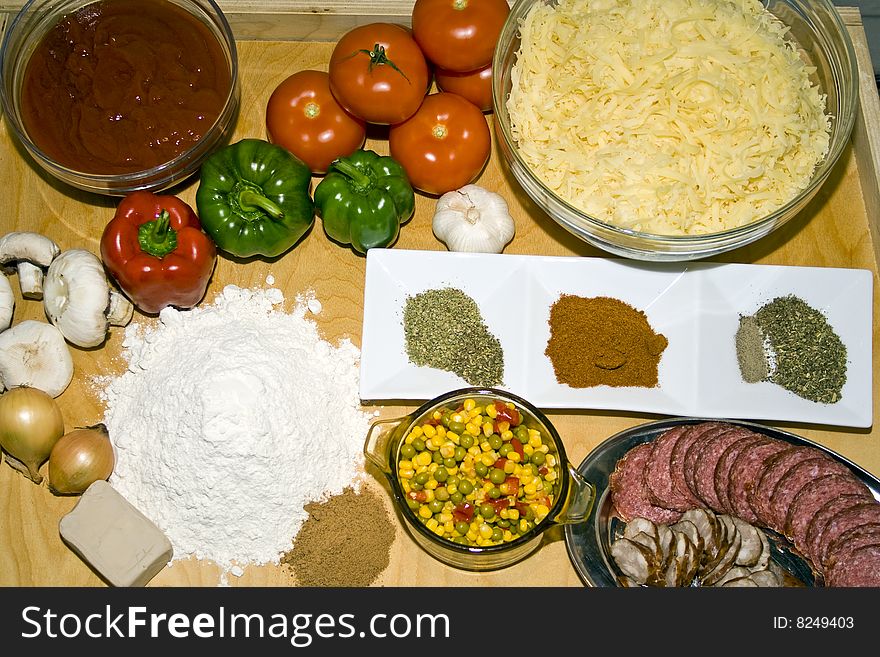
<box><xmin>364</xmin><ymin>388</ymin><xmax>595</xmax><ymax>571</ymax></box>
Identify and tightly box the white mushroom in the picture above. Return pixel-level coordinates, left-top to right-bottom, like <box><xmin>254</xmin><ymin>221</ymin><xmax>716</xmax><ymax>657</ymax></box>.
<box><xmin>0</xmin><ymin>273</ymin><xmax>13</xmax><ymax>331</ymax></box>
<box><xmin>43</xmin><ymin>249</ymin><xmax>133</xmax><ymax>348</ymax></box>
<box><xmin>0</xmin><ymin>231</ymin><xmax>61</xmax><ymax>301</ymax></box>
<box><xmin>0</xmin><ymin>320</ymin><xmax>74</xmax><ymax>397</ymax></box>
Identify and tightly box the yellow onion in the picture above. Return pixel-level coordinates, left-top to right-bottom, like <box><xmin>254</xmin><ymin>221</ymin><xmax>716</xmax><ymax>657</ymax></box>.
<box><xmin>0</xmin><ymin>386</ymin><xmax>64</xmax><ymax>484</ymax></box>
<box><xmin>47</xmin><ymin>425</ymin><xmax>115</xmax><ymax>495</ymax></box>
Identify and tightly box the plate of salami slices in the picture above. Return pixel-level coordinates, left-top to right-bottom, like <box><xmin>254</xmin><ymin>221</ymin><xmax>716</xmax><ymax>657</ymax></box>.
<box><xmin>565</xmin><ymin>418</ymin><xmax>880</xmax><ymax>587</ymax></box>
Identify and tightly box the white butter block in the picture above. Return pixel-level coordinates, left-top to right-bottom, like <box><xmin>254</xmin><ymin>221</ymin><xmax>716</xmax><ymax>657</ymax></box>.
<box><xmin>59</xmin><ymin>480</ymin><xmax>173</xmax><ymax>587</ymax></box>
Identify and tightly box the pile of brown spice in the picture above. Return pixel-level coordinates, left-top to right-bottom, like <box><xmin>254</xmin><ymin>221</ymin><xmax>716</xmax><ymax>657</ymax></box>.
<box><xmin>545</xmin><ymin>294</ymin><xmax>668</xmax><ymax>388</ymax></box>
<box><xmin>281</xmin><ymin>485</ymin><xmax>396</xmax><ymax>587</ymax></box>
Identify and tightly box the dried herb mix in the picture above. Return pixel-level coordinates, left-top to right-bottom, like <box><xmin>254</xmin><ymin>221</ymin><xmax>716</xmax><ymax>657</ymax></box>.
<box><xmin>403</xmin><ymin>287</ymin><xmax>504</xmax><ymax>387</ymax></box>
<box><xmin>545</xmin><ymin>295</ymin><xmax>668</xmax><ymax>388</ymax></box>
<box><xmin>736</xmin><ymin>295</ymin><xmax>847</xmax><ymax>404</ymax></box>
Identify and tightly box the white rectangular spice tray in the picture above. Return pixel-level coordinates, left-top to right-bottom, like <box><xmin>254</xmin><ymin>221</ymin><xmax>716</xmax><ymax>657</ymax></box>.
<box><xmin>359</xmin><ymin>249</ymin><xmax>872</xmax><ymax>428</ymax></box>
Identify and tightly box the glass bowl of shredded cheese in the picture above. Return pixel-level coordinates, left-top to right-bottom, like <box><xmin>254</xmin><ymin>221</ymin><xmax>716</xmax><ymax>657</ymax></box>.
<box><xmin>493</xmin><ymin>0</ymin><xmax>858</xmax><ymax>261</ymax></box>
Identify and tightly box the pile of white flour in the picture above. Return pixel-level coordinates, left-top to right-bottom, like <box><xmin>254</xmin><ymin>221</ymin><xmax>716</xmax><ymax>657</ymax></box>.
<box><xmin>99</xmin><ymin>285</ymin><xmax>372</xmax><ymax>574</ymax></box>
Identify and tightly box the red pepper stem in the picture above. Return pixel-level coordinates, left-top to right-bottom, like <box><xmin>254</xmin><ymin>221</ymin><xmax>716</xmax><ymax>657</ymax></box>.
<box><xmin>238</xmin><ymin>188</ymin><xmax>285</xmax><ymax>220</ymax></box>
<box><xmin>138</xmin><ymin>209</ymin><xmax>178</xmax><ymax>258</ymax></box>
<box><xmin>331</xmin><ymin>158</ymin><xmax>372</xmax><ymax>191</ymax></box>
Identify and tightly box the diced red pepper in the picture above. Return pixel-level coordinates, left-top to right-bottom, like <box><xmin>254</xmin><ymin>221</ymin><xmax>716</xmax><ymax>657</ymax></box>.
<box><xmin>510</xmin><ymin>437</ymin><xmax>525</xmax><ymax>460</ymax></box>
<box><xmin>494</xmin><ymin>457</ymin><xmax>508</xmax><ymax>470</ymax></box>
<box><xmin>407</xmin><ymin>490</ymin><xmax>427</xmax><ymax>503</ymax></box>
<box><xmin>490</xmin><ymin>498</ymin><xmax>511</xmax><ymax>513</ymax></box>
<box><xmin>452</xmin><ymin>502</ymin><xmax>475</xmax><ymax>522</ymax></box>
<box><xmin>503</xmin><ymin>476</ymin><xmax>520</xmax><ymax>496</ymax></box>
<box><xmin>538</xmin><ymin>466</ymin><xmax>549</xmax><ymax>475</ymax></box>
<box><xmin>494</xmin><ymin>401</ymin><xmax>521</xmax><ymax>426</ymax></box>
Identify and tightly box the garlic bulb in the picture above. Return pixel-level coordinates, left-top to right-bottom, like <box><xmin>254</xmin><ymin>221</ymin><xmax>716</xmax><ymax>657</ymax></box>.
<box><xmin>432</xmin><ymin>185</ymin><xmax>516</xmax><ymax>253</ymax></box>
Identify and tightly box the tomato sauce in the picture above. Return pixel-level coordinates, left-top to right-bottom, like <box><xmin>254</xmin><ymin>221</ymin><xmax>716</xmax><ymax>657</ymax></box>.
<box><xmin>20</xmin><ymin>0</ymin><xmax>231</xmax><ymax>174</ymax></box>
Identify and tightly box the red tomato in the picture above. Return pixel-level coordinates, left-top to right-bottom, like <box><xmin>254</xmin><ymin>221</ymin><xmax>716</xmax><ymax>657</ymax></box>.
<box><xmin>389</xmin><ymin>92</ymin><xmax>490</xmax><ymax>196</ymax></box>
<box><xmin>434</xmin><ymin>62</ymin><xmax>493</xmax><ymax>112</ymax></box>
<box><xmin>328</xmin><ymin>23</ymin><xmax>430</xmax><ymax>125</ymax></box>
<box><xmin>411</xmin><ymin>0</ymin><xmax>510</xmax><ymax>73</ymax></box>
<box><xmin>266</xmin><ymin>70</ymin><xmax>366</xmax><ymax>174</ymax></box>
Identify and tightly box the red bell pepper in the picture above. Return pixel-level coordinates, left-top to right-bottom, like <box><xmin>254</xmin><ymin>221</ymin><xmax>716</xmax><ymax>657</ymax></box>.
<box><xmin>100</xmin><ymin>191</ymin><xmax>217</xmax><ymax>314</ymax></box>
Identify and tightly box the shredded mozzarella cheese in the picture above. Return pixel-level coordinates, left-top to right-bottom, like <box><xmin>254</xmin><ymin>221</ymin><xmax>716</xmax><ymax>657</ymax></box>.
<box><xmin>506</xmin><ymin>0</ymin><xmax>831</xmax><ymax>235</ymax></box>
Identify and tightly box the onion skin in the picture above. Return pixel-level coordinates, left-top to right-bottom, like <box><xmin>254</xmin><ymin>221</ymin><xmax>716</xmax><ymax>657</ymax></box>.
<box><xmin>0</xmin><ymin>387</ymin><xmax>64</xmax><ymax>484</ymax></box>
<box><xmin>47</xmin><ymin>425</ymin><xmax>115</xmax><ymax>495</ymax></box>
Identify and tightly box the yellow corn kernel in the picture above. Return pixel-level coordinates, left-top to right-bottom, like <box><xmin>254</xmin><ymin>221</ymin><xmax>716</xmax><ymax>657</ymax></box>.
<box><xmin>535</xmin><ymin>504</ymin><xmax>550</xmax><ymax>520</ymax></box>
<box><xmin>466</xmin><ymin>530</ymin><xmax>478</xmax><ymax>542</ymax></box>
<box><xmin>524</xmin><ymin>482</ymin><xmax>538</xmax><ymax>496</ymax></box>
<box><xmin>445</xmin><ymin>484</ymin><xmax>458</xmax><ymax>495</ymax></box>
<box><xmin>399</xmin><ymin>468</ymin><xmax>415</xmax><ymax>480</ymax></box>
<box><xmin>426</xmin><ymin>518</ymin><xmax>439</xmax><ymax>531</ymax></box>
<box><xmin>423</xmin><ymin>424</ymin><xmax>437</xmax><ymax>438</ymax></box>
<box><xmin>486</xmin><ymin>404</ymin><xmax>498</xmax><ymax>419</ymax></box>
<box><xmin>432</xmin><ymin>435</ymin><xmax>446</xmax><ymax>449</ymax></box>
<box><xmin>466</xmin><ymin>423</ymin><xmax>481</xmax><ymax>436</ymax></box>
<box><xmin>503</xmin><ymin>530</ymin><xmax>514</xmax><ymax>541</ymax></box>
<box><xmin>443</xmin><ymin>520</ymin><xmax>455</xmax><ymax>533</ymax></box>
<box><xmin>528</xmin><ymin>435</ymin><xmax>542</xmax><ymax>448</ymax></box>
<box><xmin>415</xmin><ymin>451</ymin><xmax>432</xmax><ymax>466</ymax></box>
<box><xmin>468</xmin><ymin>446</ymin><xmax>481</xmax><ymax>457</ymax></box>
<box><xmin>507</xmin><ymin>452</ymin><xmax>521</xmax><ymax>465</ymax></box>
<box><xmin>480</xmin><ymin>453</ymin><xmax>495</xmax><ymax>467</ymax></box>
<box><xmin>425</xmin><ymin>480</ymin><xmax>438</xmax><ymax>491</ymax></box>
<box><xmin>508</xmin><ymin>508</ymin><xmax>520</xmax><ymax>521</ymax></box>
<box><xmin>482</xmin><ymin>481</ymin><xmax>493</xmax><ymax>493</ymax></box>
<box><xmin>478</xmin><ymin>524</ymin><xmax>494</xmax><ymax>539</ymax></box>
<box><xmin>439</xmin><ymin>513</ymin><xmax>453</xmax><ymax>524</ymax></box>
<box><xmin>546</xmin><ymin>454</ymin><xmax>558</xmax><ymax>467</ymax></box>
<box><xmin>425</xmin><ymin>489</ymin><xmax>436</xmax><ymax>503</ymax></box>
<box><xmin>480</xmin><ymin>440</ymin><xmax>492</xmax><ymax>453</ymax></box>
<box><xmin>523</xmin><ymin>444</ymin><xmax>534</xmax><ymax>456</ymax></box>
<box><xmin>538</xmin><ymin>444</ymin><xmax>549</xmax><ymax>454</ymax></box>
<box><xmin>518</xmin><ymin>519</ymin><xmax>529</xmax><ymax>533</ymax></box>
<box><xmin>482</xmin><ymin>422</ymin><xmax>494</xmax><ymax>437</ymax></box>
<box><xmin>444</xmin><ymin>431</ymin><xmax>459</xmax><ymax>443</ymax></box>
<box><xmin>433</xmin><ymin>525</ymin><xmax>445</xmax><ymax>537</ymax></box>
<box><xmin>544</xmin><ymin>470</ymin><xmax>557</xmax><ymax>483</ymax></box>
<box><xmin>398</xmin><ymin>459</ymin><xmax>414</xmax><ymax>470</ymax></box>
<box><xmin>519</xmin><ymin>472</ymin><xmax>533</xmax><ymax>486</ymax></box>
<box><xmin>503</xmin><ymin>460</ymin><xmax>516</xmax><ymax>474</ymax></box>
<box><xmin>431</xmin><ymin>411</ymin><xmax>443</xmax><ymax>422</ymax></box>
<box><xmin>467</xmin><ymin>408</ymin><xmax>482</xmax><ymax>420</ymax></box>
<box><xmin>410</xmin><ymin>426</ymin><xmax>424</xmax><ymax>439</ymax></box>
<box><xmin>463</xmin><ymin>399</ymin><xmax>476</xmax><ymax>412</ymax></box>
<box><xmin>447</xmin><ymin>466</ymin><xmax>459</xmax><ymax>476</ymax></box>
<box><xmin>497</xmin><ymin>421</ymin><xmax>510</xmax><ymax>434</ymax></box>
<box><xmin>452</xmin><ymin>412</ymin><xmax>466</xmax><ymax>423</ymax></box>
<box><xmin>439</xmin><ymin>443</ymin><xmax>456</xmax><ymax>459</ymax></box>
<box><xmin>418</xmin><ymin>506</ymin><xmax>432</xmax><ymax>519</ymax></box>
<box><xmin>435</xmin><ymin>425</ymin><xmax>447</xmax><ymax>438</ymax></box>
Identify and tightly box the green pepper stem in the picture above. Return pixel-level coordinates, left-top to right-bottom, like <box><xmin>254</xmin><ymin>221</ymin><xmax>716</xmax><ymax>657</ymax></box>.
<box><xmin>238</xmin><ymin>188</ymin><xmax>285</xmax><ymax>220</ymax></box>
<box><xmin>331</xmin><ymin>158</ymin><xmax>372</xmax><ymax>191</ymax></box>
<box><xmin>138</xmin><ymin>210</ymin><xmax>178</xmax><ymax>258</ymax></box>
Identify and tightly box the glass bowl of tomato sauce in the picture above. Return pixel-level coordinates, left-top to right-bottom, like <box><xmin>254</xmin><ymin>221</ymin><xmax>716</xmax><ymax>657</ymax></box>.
<box><xmin>0</xmin><ymin>0</ymin><xmax>240</xmax><ymax>196</ymax></box>
<box><xmin>364</xmin><ymin>387</ymin><xmax>596</xmax><ymax>571</ymax></box>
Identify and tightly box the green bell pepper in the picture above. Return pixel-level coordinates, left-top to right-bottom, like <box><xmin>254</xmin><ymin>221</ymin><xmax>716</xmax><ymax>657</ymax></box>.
<box><xmin>195</xmin><ymin>138</ymin><xmax>314</xmax><ymax>258</ymax></box>
<box><xmin>314</xmin><ymin>149</ymin><xmax>415</xmax><ymax>254</ymax></box>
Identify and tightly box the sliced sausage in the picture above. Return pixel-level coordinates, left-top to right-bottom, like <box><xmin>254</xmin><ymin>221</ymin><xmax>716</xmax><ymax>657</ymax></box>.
<box><xmin>692</xmin><ymin>428</ymin><xmax>755</xmax><ymax>512</ymax></box>
<box><xmin>767</xmin><ymin>456</ymin><xmax>860</xmax><ymax>534</ymax></box>
<box><xmin>825</xmin><ymin>545</ymin><xmax>880</xmax><ymax>587</ymax></box>
<box><xmin>783</xmin><ymin>473</ymin><xmax>872</xmax><ymax>551</ymax></box>
<box><xmin>714</xmin><ymin>434</ymin><xmax>766</xmax><ymax>515</ymax></box>
<box><xmin>804</xmin><ymin>494</ymin><xmax>871</xmax><ymax>572</ymax></box>
<box><xmin>823</xmin><ymin>523</ymin><xmax>880</xmax><ymax>577</ymax></box>
<box><xmin>667</xmin><ymin>424</ymin><xmax>713</xmax><ymax>511</ymax></box>
<box><xmin>644</xmin><ymin>425</ymin><xmax>694</xmax><ymax>511</ymax></box>
<box><xmin>749</xmin><ymin>446</ymin><xmax>831</xmax><ymax>528</ymax></box>
<box><xmin>681</xmin><ymin>423</ymin><xmax>734</xmax><ymax>500</ymax></box>
<box><xmin>727</xmin><ymin>439</ymin><xmax>789</xmax><ymax>523</ymax></box>
<box><xmin>814</xmin><ymin>502</ymin><xmax>880</xmax><ymax>568</ymax></box>
<box><xmin>610</xmin><ymin>442</ymin><xmax>683</xmax><ymax>524</ymax></box>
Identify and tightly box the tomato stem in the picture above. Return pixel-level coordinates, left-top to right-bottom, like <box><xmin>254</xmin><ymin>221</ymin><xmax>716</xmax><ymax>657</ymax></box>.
<box><xmin>356</xmin><ymin>43</ymin><xmax>412</xmax><ymax>84</ymax></box>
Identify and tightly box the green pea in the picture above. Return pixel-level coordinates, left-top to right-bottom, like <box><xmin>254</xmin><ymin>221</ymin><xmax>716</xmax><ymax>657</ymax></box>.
<box><xmin>455</xmin><ymin>521</ymin><xmax>470</xmax><ymax>535</ymax></box>
<box><xmin>432</xmin><ymin>451</ymin><xmax>444</xmax><ymax>464</ymax></box>
<box><xmin>492</xmin><ymin>527</ymin><xmax>504</xmax><ymax>542</ymax></box>
<box><xmin>488</xmin><ymin>435</ymin><xmax>503</xmax><ymax>450</ymax></box>
<box><xmin>449</xmin><ymin>420</ymin><xmax>466</xmax><ymax>434</ymax></box>
<box><xmin>414</xmin><ymin>471</ymin><xmax>430</xmax><ymax>485</ymax></box>
<box><xmin>410</xmin><ymin>482</ymin><xmax>423</xmax><ymax>491</ymax></box>
<box><xmin>479</xmin><ymin>503</ymin><xmax>495</xmax><ymax>519</ymax></box>
<box><xmin>499</xmin><ymin>443</ymin><xmax>513</xmax><ymax>457</ymax></box>
<box><xmin>446</xmin><ymin>475</ymin><xmax>460</xmax><ymax>488</ymax></box>
<box><xmin>454</xmin><ymin>446</ymin><xmax>467</xmax><ymax>461</ymax></box>
<box><xmin>400</xmin><ymin>443</ymin><xmax>416</xmax><ymax>460</ymax></box>
<box><xmin>529</xmin><ymin>463</ymin><xmax>541</xmax><ymax>476</ymax></box>
<box><xmin>525</xmin><ymin>506</ymin><xmax>536</xmax><ymax>520</ymax></box>
<box><xmin>450</xmin><ymin>492</ymin><xmax>464</xmax><ymax>505</ymax></box>
<box><xmin>497</xmin><ymin>519</ymin><xmax>510</xmax><ymax>528</ymax></box>
<box><xmin>429</xmin><ymin>499</ymin><xmax>444</xmax><ymax>514</ymax></box>
<box><xmin>412</xmin><ymin>438</ymin><xmax>425</xmax><ymax>452</ymax></box>
<box><xmin>441</xmin><ymin>413</ymin><xmax>452</xmax><ymax>428</ymax></box>
<box><xmin>457</xmin><ymin>480</ymin><xmax>474</xmax><ymax>495</ymax></box>
<box><xmin>514</xmin><ymin>425</ymin><xmax>529</xmax><ymax>440</ymax></box>
<box><xmin>488</xmin><ymin>486</ymin><xmax>502</xmax><ymax>499</ymax></box>
<box><xmin>530</xmin><ymin>451</ymin><xmax>546</xmax><ymax>466</ymax></box>
<box><xmin>453</xmin><ymin>536</ymin><xmax>470</xmax><ymax>545</ymax></box>
<box><xmin>460</xmin><ymin>434</ymin><xmax>474</xmax><ymax>449</ymax></box>
<box><xmin>489</xmin><ymin>468</ymin><xmax>506</xmax><ymax>485</ymax></box>
<box><xmin>406</xmin><ymin>498</ymin><xmax>420</xmax><ymax>511</ymax></box>
<box><xmin>443</xmin><ymin>457</ymin><xmax>457</xmax><ymax>469</ymax></box>
<box><xmin>475</xmin><ymin>462</ymin><xmax>489</xmax><ymax>477</ymax></box>
<box><xmin>433</xmin><ymin>467</ymin><xmax>448</xmax><ymax>482</ymax></box>
<box><xmin>434</xmin><ymin>487</ymin><xmax>450</xmax><ymax>502</ymax></box>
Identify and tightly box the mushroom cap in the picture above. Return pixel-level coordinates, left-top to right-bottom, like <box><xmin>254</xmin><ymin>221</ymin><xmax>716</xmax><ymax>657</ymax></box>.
<box><xmin>0</xmin><ymin>231</ymin><xmax>60</xmax><ymax>267</ymax></box>
<box><xmin>0</xmin><ymin>273</ymin><xmax>13</xmax><ymax>331</ymax></box>
<box><xmin>0</xmin><ymin>320</ymin><xmax>73</xmax><ymax>397</ymax></box>
<box><xmin>43</xmin><ymin>249</ymin><xmax>111</xmax><ymax>348</ymax></box>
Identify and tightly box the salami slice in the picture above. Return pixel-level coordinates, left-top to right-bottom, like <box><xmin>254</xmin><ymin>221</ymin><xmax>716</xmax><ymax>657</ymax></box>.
<box><xmin>767</xmin><ymin>456</ymin><xmax>857</xmax><ymax>533</ymax></box>
<box><xmin>804</xmin><ymin>494</ymin><xmax>870</xmax><ymax>573</ymax></box>
<box><xmin>714</xmin><ymin>435</ymin><xmax>766</xmax><ymax>515</ymax></box>
<box><xmin>727</xmin><ymin>439</ymin><xmax>789</xmax><ymax>523</ymax></box>
<box><xmin>814</xmin><ymin>502</ymin><xmax>880</xmax><ymax>568</ymax></box>
<box><xmin>825</xmin><ymin>544</ymin><xmax>880</xmax><ymax>587</ymax></box>
<box><xmin>610</xmin><ymin>443</ymin><xmax>683</xmax><ymax>525</ymax></box>
<box><xmin>783</xmin><ymin>474</ymin><xmax>872</xmax><ymax>550</ymax></box>
<box><xmin>823</xmin><ymin>523</ymin><xmax>880</xmax><ymax>577</ymax></box>
<box><xmin>748</xmin><ymin>446</ymin><xmax>831</xmax><ymax>528</ymax></box>
<box><xmin>667</xmin><ymin>425</ymin><xmax>711</xmax><ymax>510</ymax></box>
<box><xmin>691</xmin><ymin>427</ymin><xmax>754</xmax><ymax>512</ymax></box>
<box><xmin>682</xmin><ymin>423</ymin><xmax>739</xmax><ymax>501</ymax></box>
<box><xmin>644</xmin><ymin>425</ymin><xmax>693</xmax><ymax>511</ymax></box>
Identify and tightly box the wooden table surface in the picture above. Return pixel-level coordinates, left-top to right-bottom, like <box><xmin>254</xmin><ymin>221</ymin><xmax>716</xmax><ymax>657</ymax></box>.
<box><xmin>1</xmin><ymin>10</ymin><xmax>879</xmax><ymax>588</ymax></box>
